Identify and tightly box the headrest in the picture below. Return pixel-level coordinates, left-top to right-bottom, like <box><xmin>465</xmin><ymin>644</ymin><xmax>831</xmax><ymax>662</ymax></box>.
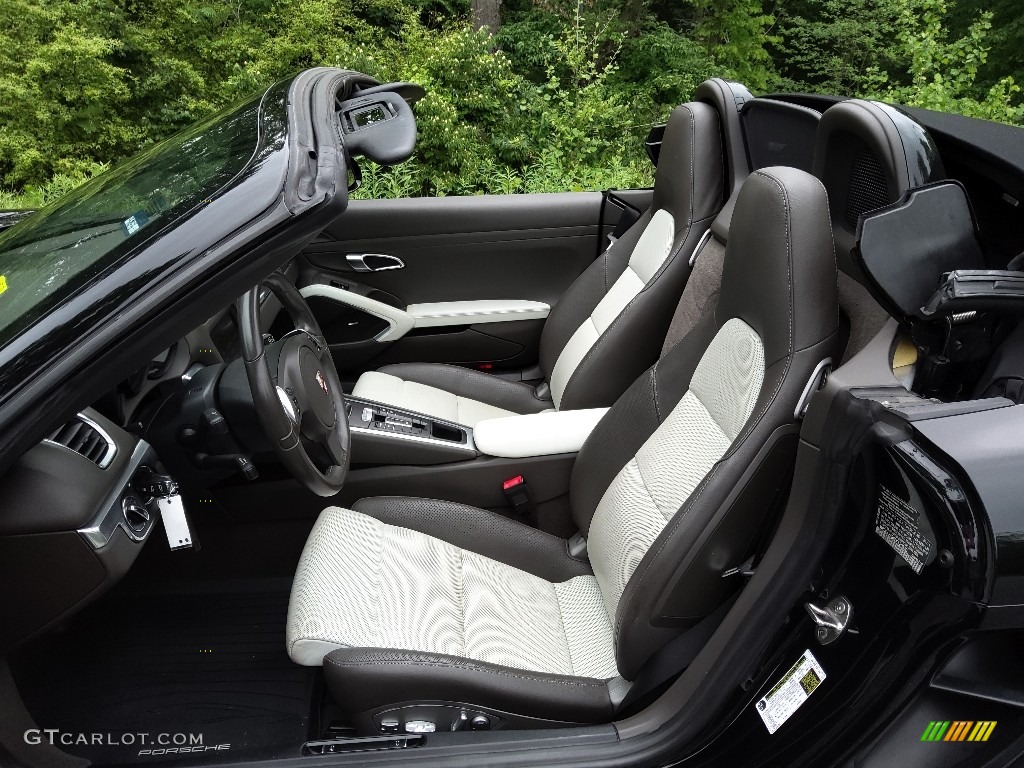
<box><xmin>652</xmin><ymin>102</ymin><xmax>725</xmax><ymax>225</ymax></box>
<box><xmin>813</xmin><ymin>99</ymin><xmax>945</xmax><ymax>274</ymax></box>
<box><xmin>695</xmin><ymin>78</ymin><xmax>753</xmax><ymax>241</ymax></box>
<box><xmin>718</xmin><ymin>167</ymin><xmax>837</xmax><ymax>366</ymax></box>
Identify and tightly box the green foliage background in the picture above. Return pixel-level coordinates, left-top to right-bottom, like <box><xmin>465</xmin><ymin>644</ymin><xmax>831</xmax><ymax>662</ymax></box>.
<box><xmin>0</xmin><ymin>0</ymin><xmax>1021</xmax><ymax>207</ymax></box>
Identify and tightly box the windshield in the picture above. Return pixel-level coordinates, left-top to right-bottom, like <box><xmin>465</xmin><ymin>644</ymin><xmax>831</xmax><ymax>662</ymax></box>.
<box><xmin>0</xmin><ymin>92</ymin><xmax>264</xmax><ymax>349</ymax></box>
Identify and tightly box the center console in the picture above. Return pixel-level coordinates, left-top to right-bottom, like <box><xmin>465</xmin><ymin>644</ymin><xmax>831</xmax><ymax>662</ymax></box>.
<box><xmin>347</xmin><ymin>396</ymin><xmax>477</xmax><ymax>465</ymax></box>
<box><xmin>346</xmin><ymin>399</ymin><xmax>612</xmax><ymax>466</ymax></box>
<box><xmin>337</xmin><ymin>399</ymin><xmax>584</xmax><ymax>532</ymax></box>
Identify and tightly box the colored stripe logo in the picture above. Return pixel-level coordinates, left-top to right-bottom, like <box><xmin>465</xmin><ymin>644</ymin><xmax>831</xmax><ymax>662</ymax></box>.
<box><xmin>921</xmin><ymin>721</ymin><xmax>997</xmax><ymax>742</ymax></box>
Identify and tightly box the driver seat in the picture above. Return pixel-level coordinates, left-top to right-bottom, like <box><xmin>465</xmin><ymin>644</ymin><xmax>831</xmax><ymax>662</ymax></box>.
<box><xmin>286</xmin><ymin>167</ymin><xmax>839</xmax><ymax>731</ymax></box>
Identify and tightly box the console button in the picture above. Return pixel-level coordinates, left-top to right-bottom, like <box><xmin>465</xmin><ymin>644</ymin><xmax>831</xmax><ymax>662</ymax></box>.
<box><xmin>403</xmin><ymin>720</ymin><xmax>436</xmax><ymax>734</ymax></box>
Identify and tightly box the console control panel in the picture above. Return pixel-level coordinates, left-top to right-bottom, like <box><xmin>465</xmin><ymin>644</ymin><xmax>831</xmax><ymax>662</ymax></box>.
<box><xmin>354</xmin><ymin>404</ymin><xmax>431</xmax><ymax>437</ymax></box>
<box><xmin>345</xmin><ymin>396</ymin><xmax>475</xmax><ymax>465</ymax></box>
<box><xmin>347</xmin><ymin>399</ymin><xmax>468</xmax><ymax>444</ymax></box>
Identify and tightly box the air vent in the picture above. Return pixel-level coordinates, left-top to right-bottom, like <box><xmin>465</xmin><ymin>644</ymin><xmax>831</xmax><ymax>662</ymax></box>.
<box><xmin>845</xmin><ymin>148</ymin><xmax>891</xmax><ymax>231</ymax></box>
<box><xmin>46</xmin><ymin>414</ymin><xmax>116</xmax><ymax>468</ymax></box>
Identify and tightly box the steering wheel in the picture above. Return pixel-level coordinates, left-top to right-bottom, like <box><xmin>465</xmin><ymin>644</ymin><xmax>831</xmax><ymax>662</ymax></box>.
<box><xmin>239</xmin><ymin>273</ymin><xmax>350</xmax><ymax>496</ymax></box>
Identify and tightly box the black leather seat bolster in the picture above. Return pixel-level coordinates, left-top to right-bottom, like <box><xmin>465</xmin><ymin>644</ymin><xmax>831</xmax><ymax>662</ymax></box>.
<box><xmin>323</xmin><ymin>649</ymin><xmax>616</xmax><ymax>724</ymax></box>
<box><xmin>374</xmin><ymin>363</ymin><xmax>552</xmax><ymax>414</ymax></box>
<box><xmin>569</xmin><ymin>317</ymin><xmax>717</xmax><ymax>534</ymax></box>
<box><xmin>352</xmin><ymin>496</ymin><xmax>591</xmax><ymax>583</ymax></box>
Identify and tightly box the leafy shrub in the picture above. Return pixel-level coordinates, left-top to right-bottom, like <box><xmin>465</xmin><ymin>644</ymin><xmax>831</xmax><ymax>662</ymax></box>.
<box><xmin>0</xmin><ymin>0</ymin><xmax>1020</xmax><ymax>210</ymax></box>
<box><xmin>0</xmin><ymin>163</ymin><xmax>106</xmax><ymax>209</ymax></box>
<box><xmin>863</xmin><ymin>0</ymin><xmax>1024</xmax><ymax>125</ymax></box>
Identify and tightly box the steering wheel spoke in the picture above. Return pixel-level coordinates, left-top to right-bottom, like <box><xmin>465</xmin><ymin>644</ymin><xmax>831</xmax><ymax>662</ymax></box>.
<box><xmin>275</xmin><ymin>385</ymin><xmax>302</xmax><ymax>426</ymax></box>
<box><xmin>238</xmin><ymin>273</ymin><xmax>350</xmax><ymax>497</ymax></box>
<box><xmin>322</xmin><ymin>427</ymin><xmax>348</xmax><ymax>466</ymax></box>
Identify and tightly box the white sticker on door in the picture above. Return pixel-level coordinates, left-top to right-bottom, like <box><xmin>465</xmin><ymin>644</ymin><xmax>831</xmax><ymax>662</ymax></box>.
<box><xmin>755</xmin><ymin>649</ymin><xmax>826</xmax><ymax>734</ymax></box>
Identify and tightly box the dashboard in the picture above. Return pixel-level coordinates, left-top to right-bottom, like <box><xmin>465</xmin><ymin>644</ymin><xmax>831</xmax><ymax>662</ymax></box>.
<box><xmin>112</xmin><ymin>261</ymin><xmax>295</xmax><ymax>431</ymax></box>
<box><xmin>0</xmin><ymin>408</ymin><xmax>163</xmax><ymax>650</ymax></box>
<box><xmin>0</xmin><ymin>262</ymin><xmax>294</xmax><ymax>654</ymax></box>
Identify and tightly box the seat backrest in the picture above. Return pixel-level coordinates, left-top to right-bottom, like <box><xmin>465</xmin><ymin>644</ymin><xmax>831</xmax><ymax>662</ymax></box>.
<box><xmin>569</xmin><ymin>167</ymin><xmax>839</xmax><ymax>679</ymax></box>
<box><xmin>812</xmin><ymin>99</ymin><xmax>945</xmax><ymax>361</ymax></box>
<box><xmin>538</xmin><ymin>101</ymin><xmax>725</xmax><ymax>411</ymax></box>
<box><xmin>660</xmin><ymin>97</ymin><xmax>822</xmax><ymax>356</ymax></box>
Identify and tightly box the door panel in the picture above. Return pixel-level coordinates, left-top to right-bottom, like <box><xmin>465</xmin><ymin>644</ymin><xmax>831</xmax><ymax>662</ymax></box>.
<box><xmin>295</xmin><ymin>192</ymin><xmax>618</xmax><ymax>375</ymax></box>
<box><xmin>308</xmin><ymin>192</ymin><xmax>606</xmax><ymax>305</ymax></box>
<box><xmin>369</xmin><ymin>320</ymin><xmax>542</xmax><ymax>368</ymax></box>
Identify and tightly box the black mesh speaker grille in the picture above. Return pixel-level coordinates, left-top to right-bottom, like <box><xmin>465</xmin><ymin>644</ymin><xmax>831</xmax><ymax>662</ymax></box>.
<box><xmin>845</xmin><ymin>148</ymin><xmax>890</xmax><ymax>230</ymax></box>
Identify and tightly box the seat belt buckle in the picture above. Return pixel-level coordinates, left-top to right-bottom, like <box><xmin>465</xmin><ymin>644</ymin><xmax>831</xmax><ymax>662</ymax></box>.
<box><xmin>502</xmin><ymin>475</ymin><xmax>536</xmax><ymax>517</ymax></box>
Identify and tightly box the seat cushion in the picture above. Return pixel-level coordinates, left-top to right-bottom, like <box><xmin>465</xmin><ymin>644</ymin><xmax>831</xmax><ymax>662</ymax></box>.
<box><xmin>286</xmin><ymin>505</ymin><xmax>618</xmax><ymax>680</ymax></box>
<box><xmin>352</xmin><ymin>496</ymin><xmax>592</xmax><ymax>582</ymax></box>
<box><xmin>351</xmin><ymin>363</ymin><xmax>552</xmax><ymax>428</ymax></box>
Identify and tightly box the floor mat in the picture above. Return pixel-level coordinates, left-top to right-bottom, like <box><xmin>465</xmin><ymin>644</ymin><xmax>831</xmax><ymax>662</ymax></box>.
<box><xmin>13</xmin><ymin>579</ymin><xmax>316</xmax><ymax>766</ymax></box>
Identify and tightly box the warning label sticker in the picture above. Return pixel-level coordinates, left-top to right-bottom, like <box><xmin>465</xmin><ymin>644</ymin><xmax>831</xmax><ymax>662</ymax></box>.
<box><xmin>756</xmin><ymin>649</ymin><xmax>827</xmax><ymax>734</ymax></box>
<box><xmin>875</xmin><ymin>485</ymin><xmax>933</xmax><ymax>574</ymax></box>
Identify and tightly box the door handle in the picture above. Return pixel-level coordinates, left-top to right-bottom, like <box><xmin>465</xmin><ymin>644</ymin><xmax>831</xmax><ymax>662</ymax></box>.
<box><xmin>346</xmin><ymin>253</ymin><xmax>405</xmax><ymax>272</ymax></box>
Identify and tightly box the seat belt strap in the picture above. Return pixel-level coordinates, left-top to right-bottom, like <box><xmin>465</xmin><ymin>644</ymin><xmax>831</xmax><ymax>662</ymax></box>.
<box><xmin>598</xmin><ymin>191</ymin><xmax>643</xmax><ymax>256</ymax></box>
<box><xmin>615</xmin><ymin>592</ymin><xmax>739</xmax><ymax>716</ymax></box>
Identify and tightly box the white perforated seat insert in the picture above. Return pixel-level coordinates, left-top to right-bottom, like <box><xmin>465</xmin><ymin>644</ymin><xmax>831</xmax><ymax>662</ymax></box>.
<box><xmin>287</xmin><ymin>506</ymin><xmax>618</xmax><ymax>678</ymax></box>
<box><xmin>588</xmin><ymin>318</ymin><xmax>765</xmax><ymax>618</ymax></box>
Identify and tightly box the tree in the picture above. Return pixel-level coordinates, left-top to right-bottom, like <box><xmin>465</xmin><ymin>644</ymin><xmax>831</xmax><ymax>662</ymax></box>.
<box><xmin>617</xmin><ymin>0</ymin><xmax>648</xmax><ymax>35</ymax></box>
<box><xmin>864</xmin><ymin>0</ymin><xmax>1023</xmax><ymax>125</ymax></box>
<box><xmin>690</xmin><ymin>0</ymin><xmax>777</xmax><ymax>90</ymax></box>
<box><xmin>772</xmin><ymin>0</ymin><xmax>904</xmax><ymax>95</ymax></box>
<box><xmin>471</xmin><ymin>0</ymin><xmax>502</xmax><ymax>31</ymax></box>
<box><xmin>948</xmin><ymin>0</ymin><xmax>1024</xmax><ymax>96</ymax></box>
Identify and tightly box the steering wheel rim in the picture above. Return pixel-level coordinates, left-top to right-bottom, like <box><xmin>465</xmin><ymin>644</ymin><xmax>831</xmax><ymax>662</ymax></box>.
<box><xmin>238</xmin><ymin>273</ymin><xmax>350</xmax><ymax>497</ymax></box>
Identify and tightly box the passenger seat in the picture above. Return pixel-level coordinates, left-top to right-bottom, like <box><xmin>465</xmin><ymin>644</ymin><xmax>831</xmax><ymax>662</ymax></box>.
<box><xmin>351</xmin><ymin>101</ymin><xmax>726</xmax><ymax>427</ymax></box>
<box><xmin>812</xmin><ymin>99</ymin><xmax>946</xmax><ymax>361</ymax></box>
<box><xmin>662</xmin><ymin>96</ymin><xmax>946</xmax><ymax>366</ymax></box>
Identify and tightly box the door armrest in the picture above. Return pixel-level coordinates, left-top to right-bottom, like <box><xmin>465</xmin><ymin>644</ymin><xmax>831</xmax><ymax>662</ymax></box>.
<box><xmin>300</xmin><ymin>284</ymin><xmax>414</xmax><ymax>342</ymax></box>
<box><xmin>406</xmin><ymin>300</ymin><xmax>550</xmax><ymax>328</ymax></box>
<box><xmin>298</xmin><ymin>289</ymin><xmax>550</xmax><ymax>343</ymax></box>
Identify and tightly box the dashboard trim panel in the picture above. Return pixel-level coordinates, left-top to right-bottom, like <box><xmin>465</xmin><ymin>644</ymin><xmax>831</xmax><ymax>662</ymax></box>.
<box><xmin>78</xmin><ymin>439</ymin><xmax>154</xmax><ymax>549</ymax></box>
<box><xmin>350</xmin><ymin>424</ymin><xmax>477</xmax><ymax>455</ymax></box>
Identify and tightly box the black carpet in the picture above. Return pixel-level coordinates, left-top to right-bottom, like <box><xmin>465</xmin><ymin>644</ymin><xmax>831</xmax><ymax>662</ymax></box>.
<box><xmin>13</xmin><ymin>579</ymin><xmax>316</xmax><ymax>766</ymax></box>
